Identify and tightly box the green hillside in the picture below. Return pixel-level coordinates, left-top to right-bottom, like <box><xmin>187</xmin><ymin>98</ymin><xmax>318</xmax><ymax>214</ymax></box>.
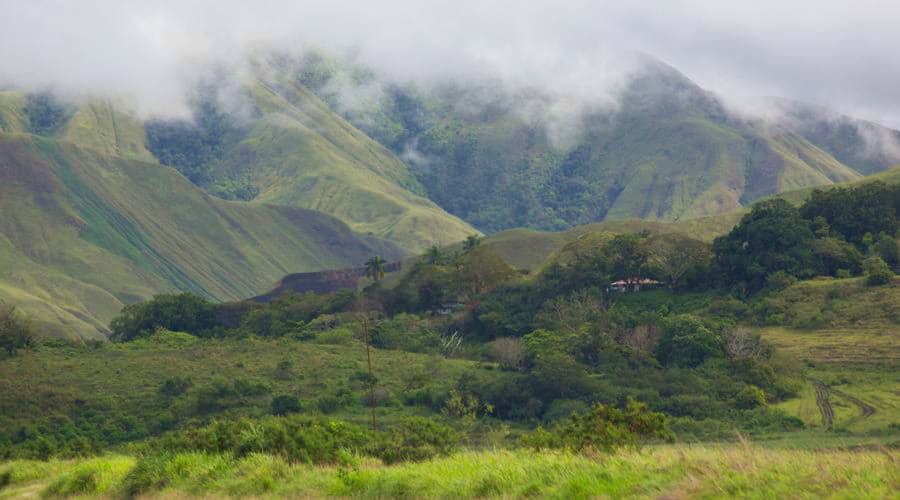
<box><xmin>294</xmin><ymin>54</ymin><xmax>900</xmax><ymax>233</ymax></box>
<box><xmin>215</xmin><ymin>76</ymin><xmax>477</xmax><ymax>253</ymax></box>
<box><xmin>0</xmin><ymin>133</ymin><xmax>401</xmax><ymax>340</ymax></box>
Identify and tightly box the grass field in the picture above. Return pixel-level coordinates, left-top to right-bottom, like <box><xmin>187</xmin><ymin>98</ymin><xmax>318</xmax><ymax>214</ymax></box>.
<box><xmin>1</xmin><ymin>444</ymin><xmax>896</xmax><ymax>498</ymax></box>
<box><xmin>0</xmin><ymin>334</ymin><xmax>503</xmax><ymax>435</ymax></box>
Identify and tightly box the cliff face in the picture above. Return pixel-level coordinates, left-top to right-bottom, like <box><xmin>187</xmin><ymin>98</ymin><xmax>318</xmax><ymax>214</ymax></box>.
<box><xmin>251</xmin><ymin>261</ymin><xmax>404</xmax><ymax>301</ymax></box>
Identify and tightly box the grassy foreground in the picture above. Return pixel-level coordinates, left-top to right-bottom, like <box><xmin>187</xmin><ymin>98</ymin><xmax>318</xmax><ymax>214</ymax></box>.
<box><xmin>1</xmin><ymin>444</ymin><xmax>896</xmax><ymax>499</ymax></box>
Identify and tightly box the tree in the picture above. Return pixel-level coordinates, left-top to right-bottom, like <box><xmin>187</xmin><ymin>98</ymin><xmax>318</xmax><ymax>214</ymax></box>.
<box><xmin>365</xmin><ymin>256</ymin><xmax>387</xmax><ymax>282</ymax></box>
<box><xmin>873</xmin><ymin>233</ymin><xmax>899</xmax><ymax>270</ymax></box>
<box><xmin>863</xmin><ymin>256</ymin><xmax>894</xmax><ymax>286</ymax></box>
<box><xmin>463</xmin><ymin>235</ymin><xmax>481</xmax><ymax>252</ymax></box>
<box><xmin>0</xmin><ymin>304</ymin><xmax>36</xmax><ymax>356</ymax></box>
<box><xmin>457</xmin><ymin>247</ymin><xmax>515</xmax><ymax>302</ymax></box>
<box><xmin>271</xmin><ymin>395</ymin><xmax>303</xmax><ymax>416</ymax></box>
<box><xmin>714</xmin><ymin>199</ymin><xmax>817</xmax><ymax>292</ymax></box>
<box><xmin>656</xmin><ymin>314</ymin><xmax>722</xmax><ymax>367</ymax></box>
<box><xmin>109</xmin><ymin>293</ymin><xmax>215</xmax><ymax>341</ymax></box>
<box><xmin>424</xmin><ymin>245</ymin><xmax>442</xmax><ymax>264</ymax></box>
<box><xmin>645</xmin><ymin>234</ymin><xmax>713</xmax><ymax>289</ymax></box>
<box><xmin>800</xmin><ymin>182</ymin><xmax>899</xmax><ymax>246</ymax></box>
<box><xmin>603</xmin><ymin>234</ymin><xmax>650</xmax><ymax>288</ymax></box>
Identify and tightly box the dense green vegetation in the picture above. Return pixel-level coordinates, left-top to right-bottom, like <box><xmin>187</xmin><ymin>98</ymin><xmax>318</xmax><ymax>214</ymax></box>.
<box><xmin>291</xmin><ymin>52</ymin><xmax>900</xmax><ymax>233</ymax></box>
<box><xmin>714</xmin><ymin>181</ymin><xmax>899</xmax><ymax>292</ymax></box>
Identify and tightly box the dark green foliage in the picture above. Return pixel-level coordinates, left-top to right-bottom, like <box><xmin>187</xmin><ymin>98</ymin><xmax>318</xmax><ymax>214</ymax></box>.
<box><xmin>25</xmin><ymin>91</ymin><xmax>74</xmax><ymax>135</ymax></box>
<box><xmin>145</xmin><ymin>84</ymin><xmax>248</xmax><ymax>185</ymax></box>
<box><xmin>271</xmin><ymin>395</ymin><xmax>303</xmax><ymax>416</ymax></box>
<box><xmin>0</xmin><ymin>304</ymin><xmax>36</xmax><ymax>356</ymax></box>
<box><xmin>159</xmin><ymin>376</ymin><xmax>192</xmax><ymax>397</ymax></box>
<box><xmin>813</xmin><ymin>237</ymin><xmax>863</xmax><ymax>276</ymax></box>
<box><xmin>369</xmin><ymin>417</ymin><xmax>458</xmax><ymax>464</ymax></box>
<box><xmin>800</xmin><ymin>182</ymin><xmax>899</xmax><ymax>246</ymax></box>
<box><xmin>152</xmin><ymin>416</ymin><xmax>370</xmax><ymax>464</ymax></box>
<box><xmin>0</xmin><ymin>411</ymin><xmax>148</xmax><ymax>460</ymax></box>
<box><xmin>872</xmin><ymin>233</ymin><xmax>899</xmax><ymax>269</ymax></box>
<box><xmin>863</xmin><ymin>256</ymin><xmax>894</xmax><ymax>286</ymax></box>
<box><xmin>714</xmin><ymin>200</ymin><xmax>817</xmax><ymax>292</ymax></box>
<box><xmin>521</xmin><ymin>400</ymin><xmax>672</xmax><ymax>452</ymax></box>
<box><xmin>110</xmin><ymin>293</ymin><xmax>216</xmax><ymax>341</ymax></box>
<box><xmin>656</xmin><ymin>315</ymin><xmax>722</xmax><ymax>367</ymax></box>
<box><xmin>195</xmin><ymin>377</ymin><xmax>271</xmax><ymax>413</ymax></box>
<box><xmin>110</xmin><ymin>290</ymin><xmax>358</xmax><ymax>342</ymax></box>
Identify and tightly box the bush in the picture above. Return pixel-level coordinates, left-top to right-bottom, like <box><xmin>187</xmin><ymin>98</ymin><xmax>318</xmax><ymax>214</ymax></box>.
<box><xmin>369</xmin><ymin>417</ymin><xmax>459</xmax><ymax>464</ymax></box>
<box><xmin>110</xmin><ymin>293</ymin><xmax>215</xmax><ymax>341</ymax></box>
<box><xmin>154</xmin><ymin>416</ymin><xmax>370</xmax><ymax>464</ymax></box>
<box><xmin>656</xmin><ymin>315</ymin><xmax>722</xmax><ymax>367</ymax></box>
<box><xmin>159</xmin><ymin>376</ymin><xmax>192</xmax><ymax>397</ymax></box>
<box><xmin>271</xmin><ymin>395</ymin><xmax>303</xmax><ymax>416</ymax></box>
<box><xmin>542</xmin><ymin>399</ymin><xmax>590</xmax><ymax>423</ymax></box>
<box><xmin>735</xmin><ymin>385</ymin><xmax>767</xmax><ymax>409</ymax></box>
<box><xmin>0</xmin><ymin>304</ymin><xmax>36</xmax><ymax>356</ymax></box>
<box><xmin>487</xmin><ymin>337</ymin><xmax>525</xmax><ymax>370</ymax></box>
<box><xmin>521</xmin><ymin>400</ymin><xmax>672</xmax><ymax>452</ymax></box>
<box><xmin>863</xmin><ymin>256</ymin><xmax>894</xmax><ymax>286</ymax></box>
<box><xmin>765</xmin><ymin>271</ymin><xmax>797</xmax><ymax>292</ymax></box>
<box><xmin>316</xmin><ymin>395</ymin><xmax>342</xmax><ymax>414</ymax></box>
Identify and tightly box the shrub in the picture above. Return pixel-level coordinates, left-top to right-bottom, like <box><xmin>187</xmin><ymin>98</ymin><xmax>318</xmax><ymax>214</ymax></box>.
<box><xmin>542</xmin><ymin>399</ymin><xmax>590</xmax><ymax>423</ymax></box>
<box><xmin>0</xmin><ymin>304</ymin><xmax>36</xmax><ymax>356</ymax></box>
<box><xmin>656</xmin><ymin>315</ymin><xmax>722</xmax><ymax>367</ymax></box>
<box><xmin>316</xmin><ymin>395</ymin><xmax>342</xmax><ymax>414</ymax></box>
<box><xmin>487</xmin><ymin>337</ymin><xmax>525</xmax><ymax>370</ymax></box>
<box><xmin>765</xmin><ymin>271</ymin><xmax>797</xmax><ymax>292</ymax></box>
<box><xmin>159</xmin><ymin>376</ymin><xmax>192</xmax><ymax>397</ymax></box>
<box><xmin>735</xmin><ymin>385</ymin><xmax>767</xmax><ymax>409</ymax></box>
<box><xmin>521</xmin><ymin>400</ymin><xmax>672</xmax><ymax>452</ymax></box>
<box><xmin>110</xmin><ymin>293</ymin><xmax>215</xmax><ymax>341</ymax></box>
<box><xmin>863</xmin><ymin>256</ymin><xmax>894</xmax><ymax>286</ymax></box>
<box><xmin>155</xmin><ymin>416</ymin><xmax>371</xmax><ymax>464</ymax></box>
<box><xmin>369</xmin><ymin>417</ymin><xmax>459</xmax><ymax>464</ymax></box>
<box><xmin>271</xmin><ymin>395</ymin><xmax>303</xmax><ymax>416</ymax></box>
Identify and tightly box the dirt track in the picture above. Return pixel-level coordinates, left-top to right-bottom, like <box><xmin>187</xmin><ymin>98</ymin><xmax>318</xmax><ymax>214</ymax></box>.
<box><xmin>813</xmin><ymin>381</ymin><xmax>834</xmax><ymax>429</ymax></box>
<box><xmin>811</xmin><ymin>380</ymin><xmax>877</xmax><ymax>430</ymax></box>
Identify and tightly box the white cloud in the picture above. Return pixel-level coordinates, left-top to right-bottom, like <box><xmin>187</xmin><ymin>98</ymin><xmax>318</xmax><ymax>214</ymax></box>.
<box><xmin>1</xmin><ymin>1</ymin><xmax>898</xmax><ymax>126</ymax></box>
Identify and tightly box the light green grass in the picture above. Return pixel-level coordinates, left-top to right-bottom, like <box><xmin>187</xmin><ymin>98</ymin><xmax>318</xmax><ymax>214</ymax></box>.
<box><xmin>1</xmin><ymin>445</ymin><xmax>896</xmax><ymax>498</ymax></box>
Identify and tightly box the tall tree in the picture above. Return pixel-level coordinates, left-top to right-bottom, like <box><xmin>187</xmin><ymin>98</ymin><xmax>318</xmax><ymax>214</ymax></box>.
<box><xmin>365</xmin><ymin>256</ymin><xmax>387</xmax><ymax>282</ymax></box>
<box><xmin>714</xmin><ymin>199</ymin><xmax>816</xmax><ymax>292</ymax></box>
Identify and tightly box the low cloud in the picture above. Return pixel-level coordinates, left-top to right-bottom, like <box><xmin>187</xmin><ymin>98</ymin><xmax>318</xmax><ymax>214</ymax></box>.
<box><xmin>1</xmin><ymin>1</ymin><xmax>898</xmax><ymax>129</ymax></box>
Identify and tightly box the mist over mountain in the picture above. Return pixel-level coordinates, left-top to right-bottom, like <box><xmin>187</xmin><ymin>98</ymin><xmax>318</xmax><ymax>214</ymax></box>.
<box><xmin>285</xmin><ymin>51</ymin><xmax>900</xmax><ymax>231</ymax></box>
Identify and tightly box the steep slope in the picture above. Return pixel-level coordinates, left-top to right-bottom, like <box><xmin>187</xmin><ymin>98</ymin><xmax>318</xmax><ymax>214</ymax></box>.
<box><xmin>209</xmin><ymin>75</ymin><xmax>477</xmax><ymax>253</ymax></box>
<box><xmin>0</xmin><ymin>133</ymin><xmax>401</xmax><ymax>340</ymax></box>
<box><xmin>293</xmin><ymin>54</ymin><xmax>900</xmax><ymax>233</ymax></box>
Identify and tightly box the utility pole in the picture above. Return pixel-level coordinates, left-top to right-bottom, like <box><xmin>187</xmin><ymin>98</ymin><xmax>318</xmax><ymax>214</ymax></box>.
<box><xmin>362</xmin><ymin>317</ymin><xmax>376</xmax><ymax>430</ymax></box>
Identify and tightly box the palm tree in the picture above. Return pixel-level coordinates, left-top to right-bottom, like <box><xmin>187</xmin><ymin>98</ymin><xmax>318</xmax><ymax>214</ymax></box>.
<box><xmin>463</xmin><ymin>235</ymin><xmax>481</xmax><ymax>252</ymax></box>
<box><xmin>425</xmin><ymin>245</ymin><xmax>442</xmax><ymax>264</ymax></box>
<box><xmin>364</xmin><ymin>256</ymin><xmax>386</xmax><ymax>282</ymax></box>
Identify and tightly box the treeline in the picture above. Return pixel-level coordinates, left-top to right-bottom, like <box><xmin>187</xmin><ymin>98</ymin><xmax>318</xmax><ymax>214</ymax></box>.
<box><xmin>714</xmin><ymin>181</ymin><xmax>899</xmax><ymax>292</ymax></box>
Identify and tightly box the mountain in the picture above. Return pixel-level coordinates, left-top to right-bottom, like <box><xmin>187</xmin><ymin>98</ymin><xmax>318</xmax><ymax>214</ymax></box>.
<box><xmin>0</xmin><ymin>130</ymin><xmax>401</xmax><ymax>340</ymax></box>
<box><xmin>134</xmin><ymin>64</ymin><xmax>477</xmax><ymax>254</ymax></box>
<box><xmin>293</xmin><ymin>54</ymin><xmax>900</xmax><ymax>233</ymax></box>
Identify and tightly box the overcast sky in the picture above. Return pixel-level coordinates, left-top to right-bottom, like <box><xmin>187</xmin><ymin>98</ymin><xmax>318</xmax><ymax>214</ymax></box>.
<box><xmin>2</xmin><ymin>0</ymin><xmax>899</xmax><ymax>126</ymax></box>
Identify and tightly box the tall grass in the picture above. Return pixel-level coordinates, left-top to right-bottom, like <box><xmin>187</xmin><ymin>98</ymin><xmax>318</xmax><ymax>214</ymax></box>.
<box><xmin>1</xmin><ymin>444</ymin><xmax>895</xmax><ymax>498</ymax></box>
